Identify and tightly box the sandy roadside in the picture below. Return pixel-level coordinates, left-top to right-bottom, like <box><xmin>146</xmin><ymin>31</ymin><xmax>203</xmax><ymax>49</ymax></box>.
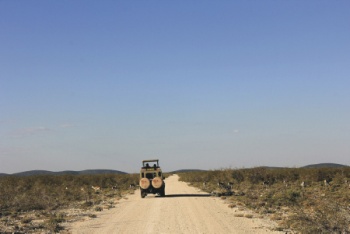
<box><xmin>66</xmin><ymin>174</ymin><xmax>283</xmax><ymax>234</ymax></box>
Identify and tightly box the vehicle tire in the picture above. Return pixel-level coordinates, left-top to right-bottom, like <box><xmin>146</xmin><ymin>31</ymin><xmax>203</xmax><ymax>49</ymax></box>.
<box><xmin>141</xmin><ymin>190</ymin><xmax>146</xmax><ymax>198</ymax></box>
<box><xmin>139</xmin><ymin>178</ymin><xmax>150</xmax><ymax>190</ymax></box>
<box><xmin>160</xmin><ymin>188</ymin><xmax>165</xmax><ymax>197</ymax></box>
<box><xmin>151</xmin><ymin>177</ymin><xmax>163</xmax><ymax>189</ymax></box>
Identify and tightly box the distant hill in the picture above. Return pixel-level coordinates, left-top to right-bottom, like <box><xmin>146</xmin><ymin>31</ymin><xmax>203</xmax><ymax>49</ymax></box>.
<box><xmin>75</xmin><ymin>169</ymin><xmax>127</xmax><ymax>175</ymax></box>
<box><xmin>2</xmin><ymin>164</ymin><xmax>349</xmax><ymax>177</ymax></box>
<box><xmin>302</xmin><ymin>163</ymin><xmax>349</xmax><ymax>168</ymax></box>
<box><xmin>13</xmin><ymin>170</ymin><xmax>55</xmax><ymax>176</ymax></box>
<box><xmin>259</xmin><ymin>166</ymin><xmax>289</xmax><ymax>169</ymax></box>
<box><xmin>2</xmin><ymin>169</ymin><xmax>127</xmax><ymax>177</ymax></box>
<box><xmin>169</xmin><ymin>169</ymin><xmax>207</xmax><ymax>173</ymax></box>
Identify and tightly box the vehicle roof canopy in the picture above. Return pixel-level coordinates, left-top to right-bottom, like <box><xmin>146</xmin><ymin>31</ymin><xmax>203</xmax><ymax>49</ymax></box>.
<box><xmin>142</xmin><ymin>159</ymin><xmax>159</xmax><ymax>165</ymax></box>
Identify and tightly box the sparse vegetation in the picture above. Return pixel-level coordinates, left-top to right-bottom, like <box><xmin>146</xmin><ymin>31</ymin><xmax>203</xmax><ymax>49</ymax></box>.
<box><xmin>3</xmin><ymin>167</ymin><xmax>349</xmax><ymax>232</ymax></box>
<box><xmin>0</xmin><ymin>173</ymin><xmax>138</xmax><ymax>233</ymax></box>
<box><xmin>179</xmin><ymin>167</ymin><xmax>350</xmax><ymax>233</ymax></box>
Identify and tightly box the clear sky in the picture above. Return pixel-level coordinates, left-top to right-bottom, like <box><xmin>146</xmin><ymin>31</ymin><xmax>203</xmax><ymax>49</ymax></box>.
<box><xmin>1</xmin><ymin>1</ymin><xmax>349</xmax><ymax>173</ymax></box>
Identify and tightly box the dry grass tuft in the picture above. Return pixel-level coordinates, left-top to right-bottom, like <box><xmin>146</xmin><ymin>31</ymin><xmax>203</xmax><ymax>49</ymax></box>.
<box><xmin>244</xmin><ymin>214</ymin><xmax>254</xmax><ymax>219</ymax></box>
<box><xmin>270</xmin><ymin>214</ymin><xmax>283</xmax><ymax>221</ymax></box>
<box><xmin>234</xmin><ymin>213</ymin><xmax>244</xmax><ymax>217</ymax></box>
<box><xmin>179</xmin><ymin>167</ymin><xmax>350</xmax><ymax>233</ymax></box>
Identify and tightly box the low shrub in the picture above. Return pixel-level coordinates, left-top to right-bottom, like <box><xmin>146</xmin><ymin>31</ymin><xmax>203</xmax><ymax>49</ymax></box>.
<box><xmin>0</xmin><ymin>173</ymin><xmax>139</xmax><ymax>233</ymax></box>
<box><xmin>179</xmin><ymin>167</ymin><xmax>350</xmax><ymax>233</ymax></box>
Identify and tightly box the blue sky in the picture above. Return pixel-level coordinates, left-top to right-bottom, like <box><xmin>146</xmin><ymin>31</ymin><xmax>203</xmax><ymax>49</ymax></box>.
<box><xmin>1</xmin><ymin>1</ymin><xmax>349</xmax><ymax>173</ymax></box>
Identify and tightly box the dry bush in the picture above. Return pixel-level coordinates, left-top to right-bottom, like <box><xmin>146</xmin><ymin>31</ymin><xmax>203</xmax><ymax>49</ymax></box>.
<box><xmin>228</xmin><ymin>203</ymin><xmax>236</xmax><ymax>208</ymax></box>
<box><xmin>0</xmin><ymin>173</ymin><xmax>138</xmax><ymax>212</ymax></box>
<box><xmin>45</xmin><ymin>213</ymin><xmax>66</xmax><ymax>233</ymax></box>
<box><xmin>88</xmin><ymin>214</ymin><xmax>97</xmax><ymax>218</ymax></box>
<box><xmin>179</xmin><ymin>167</ymin><xmax>350</xmax><ymax>233</ymax></box>
<box><xmin>0</xmin><ymin>173</ymin><xmax>139</xmax><ymax>233</ymax></box>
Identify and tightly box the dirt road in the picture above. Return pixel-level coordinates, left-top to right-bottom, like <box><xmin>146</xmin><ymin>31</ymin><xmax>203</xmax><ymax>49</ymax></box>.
<box><xmin>68</xmin><ymin>175</ymin><xmax>282</xmax><ymax>234</ymax></box>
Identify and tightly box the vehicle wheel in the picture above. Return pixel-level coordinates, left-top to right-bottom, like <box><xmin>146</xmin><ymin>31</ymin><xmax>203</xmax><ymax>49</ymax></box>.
<box><xmin>141</xmin><ymin>190</ymin><xmax>146</xmax><ymax>198</ymax></box>
<box><xmin>160</xmin><ymin>188</ymin><xmax>165</xmax><ymax>197</ymax></box>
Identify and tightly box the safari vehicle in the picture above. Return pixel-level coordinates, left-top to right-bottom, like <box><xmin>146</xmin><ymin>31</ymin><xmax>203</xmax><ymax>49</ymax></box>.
<box><xmin>139</xmin><ymin>159</ymin><xmax>165</xmax><ymax>198</ymax></box>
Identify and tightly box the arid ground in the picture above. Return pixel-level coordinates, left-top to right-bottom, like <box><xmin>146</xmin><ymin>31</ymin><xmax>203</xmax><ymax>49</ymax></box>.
<box><xmin>66</xmin><ymin>174</ymin><xmax>282</xmax><ymax>234</ymax></box>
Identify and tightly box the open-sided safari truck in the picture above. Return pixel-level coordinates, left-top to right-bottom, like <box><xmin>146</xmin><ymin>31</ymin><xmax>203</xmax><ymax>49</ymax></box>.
<box><xmin>139</xmin><ymin>159</ymin><xmax>165</xmax><ymax>198</ymax></box>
